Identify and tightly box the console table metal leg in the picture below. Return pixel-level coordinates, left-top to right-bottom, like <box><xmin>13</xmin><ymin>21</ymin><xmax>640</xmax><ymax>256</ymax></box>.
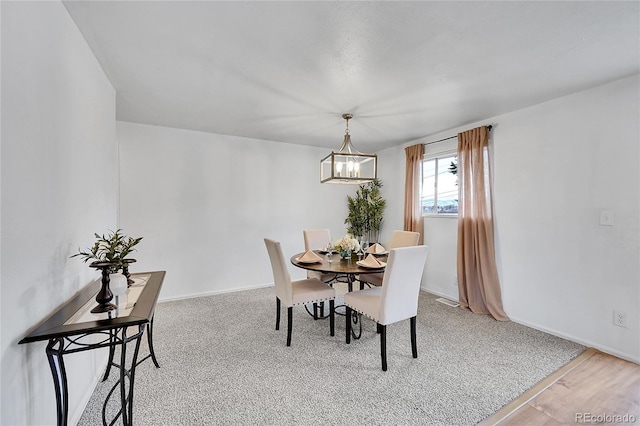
<box><xmin>119</xmin><ymin>328</ymin><xmax>129</xmax><ymax>426</ymax></box>
<box><xmin>146</xmin><ymin>316</ymin><xmax>160</xmax><ymax>368</ymax></box>
<box><xmin>102</xmin><ymin>329</ymin><xmax>116</xmax><ymax>381</ymax></box>
<box><xmin>46</xmin><ymin>338</ymin><xmax>68</xmax><ymax>426</ymax></box>
<box><xmin>106</xmin><ymin>326</ymin><xmax>144</xmax><ymax>426</ymax></box>
<box><xmin>127</xmin><ymin>326</ymin><xmax>144</xmax><ymax>424</ymax></box>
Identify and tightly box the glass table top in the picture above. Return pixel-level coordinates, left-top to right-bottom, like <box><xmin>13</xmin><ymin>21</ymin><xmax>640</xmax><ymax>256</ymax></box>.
<box><xmin>64</xmin><ymin>274</ymin><xmax>151</xmax><ymax>325</ymax></box>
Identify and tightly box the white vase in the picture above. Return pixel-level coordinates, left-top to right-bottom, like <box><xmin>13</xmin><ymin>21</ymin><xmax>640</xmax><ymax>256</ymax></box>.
<box><xmin>109</xmin><ymin>273</ymin><xmax>128</xmax><ymax>297</ymax></box>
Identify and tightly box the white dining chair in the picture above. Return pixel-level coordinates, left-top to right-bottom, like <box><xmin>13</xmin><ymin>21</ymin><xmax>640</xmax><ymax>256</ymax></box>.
<box><xmin>359</xmin><ymin>230</ymin><xmax>420</xmax><ymax>287</ymax></box>
<box><xmin>303</xmin><ymin>229</ymin><xmax>337</xmax><ymax>284</ymax></box>
<box><xmin>345</xmin><ymin>245</ymin><xmax>429</xmax><ymax>371</ymax></box>
<box><xmin>264</xmin><ymin>238</ymin><xmax>336</xmax><ymax>346</ymax></box>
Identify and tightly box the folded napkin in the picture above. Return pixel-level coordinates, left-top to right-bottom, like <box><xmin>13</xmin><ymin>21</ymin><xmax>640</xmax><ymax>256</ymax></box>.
<box><xmin>298</xmin><ymin>249</ymin><xmax>322</xmax><ymax>262</ymax></box>
<box><xmin>367</xmin><ymin>243</ymin><xmax>386</xmax><ymax>254</ymax></box>
<box><xmin>360</xmin><ymin>254</ymin><xmax>384</xmax><ymax>268</ymax></box>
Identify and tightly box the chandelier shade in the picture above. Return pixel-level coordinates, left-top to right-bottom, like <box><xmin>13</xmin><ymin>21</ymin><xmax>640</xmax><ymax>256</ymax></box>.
<box><xmin>320</xmin><ymin>114</ymin><xmax>378</xmax><ymax>184</ymax></box>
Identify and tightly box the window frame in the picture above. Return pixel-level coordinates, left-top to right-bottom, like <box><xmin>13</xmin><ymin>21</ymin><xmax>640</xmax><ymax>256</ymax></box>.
<box><xmin>421</xmin><ymin>149</ymin><xmax>459</xmax><ymax>218</ymax></box>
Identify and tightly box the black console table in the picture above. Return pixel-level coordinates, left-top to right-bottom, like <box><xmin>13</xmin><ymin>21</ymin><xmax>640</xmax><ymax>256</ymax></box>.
<box><xmin>19</xmin><ymin>271</ymin><xmax>165</xmax><ymax>426</ymax></box>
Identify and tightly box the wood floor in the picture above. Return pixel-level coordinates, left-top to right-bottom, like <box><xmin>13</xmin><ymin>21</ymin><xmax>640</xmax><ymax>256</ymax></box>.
<box><xmin>480</xmin><ymin>348</ymin><xmax>640</xmax><ymax>425</ymax></box>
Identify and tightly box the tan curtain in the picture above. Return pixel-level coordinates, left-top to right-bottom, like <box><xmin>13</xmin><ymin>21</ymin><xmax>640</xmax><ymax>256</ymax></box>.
<box><xmin>457</xmin><ymin>126</ymin><xmax>508</xmax><ymax>321</ymax></box>
<box><xmin>404</xmin><ymin>144</ymin><xmax>424</xmax><ymax>245</ymax></box>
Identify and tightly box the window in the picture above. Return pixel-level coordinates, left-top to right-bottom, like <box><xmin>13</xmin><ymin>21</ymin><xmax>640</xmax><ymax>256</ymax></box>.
<box><xmin>421</xmin><ymin>151</ymin><xmax>458</xmax><ymax>215</ymax></box>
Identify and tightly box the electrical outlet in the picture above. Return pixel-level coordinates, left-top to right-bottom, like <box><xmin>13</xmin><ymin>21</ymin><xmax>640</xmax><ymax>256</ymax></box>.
<box><xmin>613</xmin><ymin>310</ymin><xmax>627</xmax><ymax>328</ymax></box>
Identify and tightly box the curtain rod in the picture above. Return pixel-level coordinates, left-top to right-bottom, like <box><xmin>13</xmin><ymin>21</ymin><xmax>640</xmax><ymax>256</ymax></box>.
<box><xmin>424</xmin><ymin>125</ymin><xmax>493</xmax><ymax>146</ymax></box>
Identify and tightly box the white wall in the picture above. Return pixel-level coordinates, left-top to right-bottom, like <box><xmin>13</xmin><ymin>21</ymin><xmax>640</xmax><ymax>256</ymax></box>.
<box><xmin>380</xmin><ymin>75</ymin><xmax>640</xmax><ymax>362</ymax></box>
<box><xmin>1</xmin><ymin>2</ymin><xmax>117</xmax><ymax>425</ymax></box>
<box><xmin>495</xmin><ymin>75</ymin><xmax>639</xmax><ymax>362</ymax></box>
<box><xmin>375</xmin><ymin>146</ymin><xmax>406</xmax><ymax>245</ymax></box>
<box><xmin>117</xmin><ymin>121</ymin><xmax>354</xmax><ymax>300</ymax></box>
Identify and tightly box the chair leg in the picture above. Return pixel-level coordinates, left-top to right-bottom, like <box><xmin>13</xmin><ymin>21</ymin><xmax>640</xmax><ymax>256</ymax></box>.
<box><xmin>313</xmin><ymin>302</ymin><xmax>318</xmax><ymax>320</ymax></box>
<box><xmin>345</xmin><ymin>306</ymin><xmax>352</xmax><ymax>344</ymax></box>
<box><xmin>380</xmin><ymin>324</ymin><xmax>387</xmax><ymax>371</ymax></box>
<box><xmin>329</xmin><ymin>300</ymin><xmax>335</xmax><ymax>336</ymax></box>
<box><xmin>377</xmin><ymin>323</ymin><xmax>383</xmax><ymax>334</ymax></box>
<box><xmin>286</xmin><ymin>307</ymin><xmax>293</xmax><ymax>346</ymax></box>
<box><xmin>410</xmin><ymin>316</ymin><xmax>417</xmax><ymax>358</ymax></box>
<box><xmin>275</xmin><ymin>297</ymin><xmax>281</xmax><ymax>330</ymax></box>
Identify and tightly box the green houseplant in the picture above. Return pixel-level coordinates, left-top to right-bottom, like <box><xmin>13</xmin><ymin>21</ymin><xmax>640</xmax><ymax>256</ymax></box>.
<box><xmin>344</xmin><ymin>179</ymin><xmax>386</xmax><ymax>244</ymax></box>
<box><xmin>71</xmin><ymin>229</ymin><xmax>143</xmax><ymax>312</ymax></box>
<box><xmin>71</xmin><ymin>229</ymin><xmax>142</xmax><ymax>272</ymax></box>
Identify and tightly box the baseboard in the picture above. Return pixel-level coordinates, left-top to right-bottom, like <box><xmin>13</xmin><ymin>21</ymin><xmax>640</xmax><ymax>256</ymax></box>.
<box><xmin>508</xmin><ymin>315</ymin><xmax>639</xmax><ymax>364</ymax></box>
<box><xmin>158</xmin><ymin>282</ymin><xmax>273</xmax><ymax>303</ymax></box>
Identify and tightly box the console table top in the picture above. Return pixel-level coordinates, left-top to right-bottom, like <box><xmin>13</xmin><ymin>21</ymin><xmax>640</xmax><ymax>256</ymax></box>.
<box><xmin>19</xmin><ymin>271</ymin><xmax>165</xmax><ymax>344</ymax></box>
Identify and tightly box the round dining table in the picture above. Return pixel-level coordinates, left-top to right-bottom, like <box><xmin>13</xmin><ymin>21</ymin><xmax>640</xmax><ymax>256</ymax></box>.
<box><xmin>290</xmin><ymin>250</ymin><xmax>387</xmax><ymax>291</ymax></box>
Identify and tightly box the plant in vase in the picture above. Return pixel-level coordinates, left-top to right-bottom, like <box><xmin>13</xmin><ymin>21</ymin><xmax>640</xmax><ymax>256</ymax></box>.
<box><xmin>345</xmin><ymin>179</ymin><xmax>386</xmax><ymax>245</ymax></box>
<box><xmin>334</xmin><ymin>235</ymin><xmax>360</xmax><ymax>260</ymax></box>
<box><xmin>71</xmin><ymin>229</ymin><xmax>143</xmax><ymax>312</ymax></box>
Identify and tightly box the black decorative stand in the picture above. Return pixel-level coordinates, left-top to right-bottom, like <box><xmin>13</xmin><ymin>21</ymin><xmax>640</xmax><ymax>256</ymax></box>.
<box><xmin>122</xmin><ymin>259</ymin><xmax>137</xmax><ymax>286</ymax></box>
<box><xmin>89</xmin><ymin>261</ymin><xmax>118</xmax><ymax>313</ymax></box>
<box><xmin>19</xmin><ymin>271</ymin><xmax>165</xmax><ymax>426</ymax></box>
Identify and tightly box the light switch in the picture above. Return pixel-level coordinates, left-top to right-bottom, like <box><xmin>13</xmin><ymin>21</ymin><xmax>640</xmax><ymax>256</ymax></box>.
<box><xmin>599</xmin><ymin>209</ymin><xmax>614</xmax><ymax>226</ymax></box>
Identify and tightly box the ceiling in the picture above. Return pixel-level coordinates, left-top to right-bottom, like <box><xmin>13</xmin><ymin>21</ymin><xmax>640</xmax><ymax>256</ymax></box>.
<box><xmin>62</xmin><ymin>1</ymin><xmax>639</xmax><ymax>152</ymax></box>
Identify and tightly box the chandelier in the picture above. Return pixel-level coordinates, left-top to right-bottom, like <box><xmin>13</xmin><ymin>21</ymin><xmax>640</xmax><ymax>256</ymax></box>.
<box><xmin>320</xmin><ymin>114</ymin><xmax>378</xmax><ymax>184</ymax></box>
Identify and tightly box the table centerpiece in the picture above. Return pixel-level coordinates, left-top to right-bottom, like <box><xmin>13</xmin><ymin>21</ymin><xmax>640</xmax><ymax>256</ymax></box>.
<box><xmin>334</xmin><ymin>234</ymin><xmax>360</xmax><ymax>260</ymax></box>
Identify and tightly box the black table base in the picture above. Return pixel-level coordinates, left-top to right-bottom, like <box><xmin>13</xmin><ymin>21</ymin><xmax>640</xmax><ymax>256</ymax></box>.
<box><xmin>305</xmin><ymin>272</ymin><xmax>363</xmax><ymax>340</ymax></box>
<box><xmin>20</xmin><ymin>271</ymin><xmax>165</xmax><ymax>426</ymax></box>
<box><xmin>46</xmin><ymin>321</ymin><xmax>159</xmax><ymax>426</ymax></box>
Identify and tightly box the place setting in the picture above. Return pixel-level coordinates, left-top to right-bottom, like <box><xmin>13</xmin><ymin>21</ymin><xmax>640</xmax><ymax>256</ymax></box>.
<box><xmin>295</xmin><ymin>249</ymin><xmax>324</xmax><ymax>264</ymax></box>
<box><xmin>356</xmin><ymin>253</ymin><xmax>386</xmax><ymax>269</ymax></box>
<box><xmin>366</xmin><ymin>242</ymin><xmax>388</xmax><ymax>256</ymax></box>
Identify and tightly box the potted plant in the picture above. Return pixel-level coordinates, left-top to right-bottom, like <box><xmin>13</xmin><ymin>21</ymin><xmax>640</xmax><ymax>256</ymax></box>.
<box><xmin>365</xmin><ymin>179</ymin><xmax>386</xmax><ymax>243</ymax></box>
<box><xmin>345</xmin><ymin>192</ymin><xmax>366</xmax><ymax>239</ymax></box>
<box><xmin>71</xmin><ymin>229</ymin><xmax>143</xmax><ymax>312</ymax></box>
<box><xmin>344</xmin><ymin>179</ymin><xmax>386</xmax><ymax>244</ymax></box>
<box><xmin>72</xmin><ymin>229</ymin><xmax>142</xmax><ymax>271</ymax></box>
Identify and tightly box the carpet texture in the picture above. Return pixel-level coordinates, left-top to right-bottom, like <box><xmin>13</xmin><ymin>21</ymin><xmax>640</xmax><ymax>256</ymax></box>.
<box><xmin>79</xmin><ymin>286</ymin><xmax>584</xmax><ymax>425</ymax></box>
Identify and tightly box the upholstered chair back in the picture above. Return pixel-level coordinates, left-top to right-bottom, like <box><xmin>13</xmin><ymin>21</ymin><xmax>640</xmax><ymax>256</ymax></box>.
<box><xmin>303</xmin><ymin>229</ymin><xmax>331</xmax><ymax>251</ymax></box>
<box><xmin>388</xmin><ymin>230</ymin><xmax>420</xmax><ymax>249</ymax></box>
<box><xmin>264</xmin><ymin>238</ymin><xmax>293</xmax><ymax>306</ymax></box>
<box><xmin>379</xmin><ymin>245</ymin><xmax>429</xmax><ymax>325</ymax></box>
